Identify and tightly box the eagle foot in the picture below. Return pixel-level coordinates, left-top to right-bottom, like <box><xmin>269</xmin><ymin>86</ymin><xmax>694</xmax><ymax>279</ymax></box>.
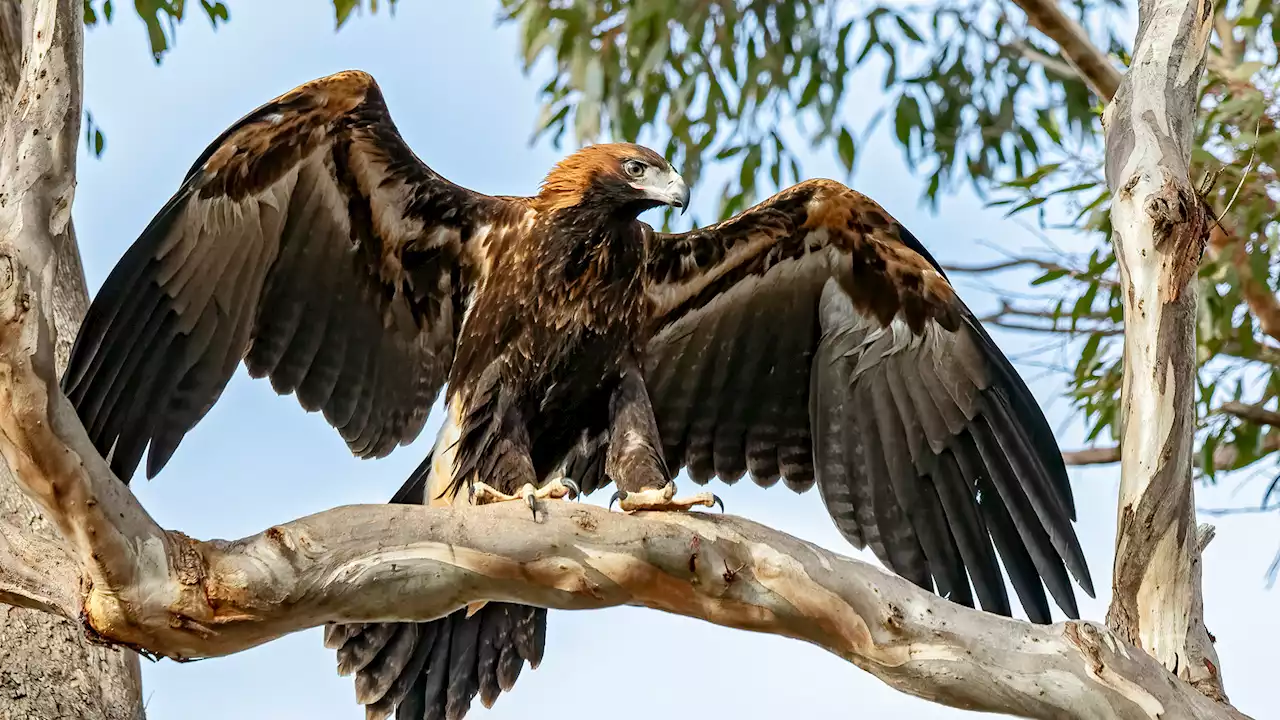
<box><xmin>608</xmin><ymin>483</ymin><xmax>724</xmax><ymax>513</ymax></box>
<box><xmin>469</xmin><ymin>478</ymin><xmax>580</xmax><ymax>521</ymax></box>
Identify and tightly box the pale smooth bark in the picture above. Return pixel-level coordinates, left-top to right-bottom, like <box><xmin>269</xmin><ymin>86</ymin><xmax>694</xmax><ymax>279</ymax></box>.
<box><xmin>1101</xmin><ymin>0</ymin><xmax>1223</xmax><ymax>702</ymax></box>
<box><xmin>0</xmin><ymin>0</ymin><xmax>143</xmax><ymax>718</ymax></box>
<box><xmin>0</xmin><ymin>402</ymin><xmax>1256</xmax><ymax>720</ymax></box>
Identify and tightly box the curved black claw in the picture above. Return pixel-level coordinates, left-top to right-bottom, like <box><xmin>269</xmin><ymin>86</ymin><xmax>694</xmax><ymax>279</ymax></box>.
<box><xmin>525</xmin><ymin>492</ymin><xmax>538</xmax><ymax>520</ymax></box>
<box><xmin>712</xmin><ymin>494</ymin><xmax>725</xmax><ymax>513</ymax></box>
<box><xmin>608</xmin><ymin>490</ymin><xmax>626</xmax><ymax>510</ymax></box>
<box><xmin>562</xmin><ymin>478</ymin><xmax>581</xmax><ymax>500</ymax></box>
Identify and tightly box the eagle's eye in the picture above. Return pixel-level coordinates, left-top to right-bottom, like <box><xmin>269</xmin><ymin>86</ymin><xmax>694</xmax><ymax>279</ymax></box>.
<box><xmin>623</xmin><ymin>159</ymin><xmax>647</xmax><ymax>178</ymax></box>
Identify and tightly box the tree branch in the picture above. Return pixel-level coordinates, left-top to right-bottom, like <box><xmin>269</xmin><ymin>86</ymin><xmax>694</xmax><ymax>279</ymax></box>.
<box><xmin>1008</xmin><ymin>0</ymin><xmax>1124</xmax><ymax>100</ymax></box>
<box><xmin>1010</xmin><ymin>38</ymin><xmax>1079</xmax><ymax>79</ymax></box>
<box><xmin>1219</xmin><ymin>401</ymin><xmax>1280</xmax><ymax>427</ymax></box>
<box><xmin>1061</xmin><ymin>446</ymin><xmax>1122</xmax><ymax>465</ymax></box>
<box><xmin>944</xmin><ymin>256</ymin><xmax>1118</xmax><ymax>287</ymax></box>
<box><xmin>969</xmin><ymin>294</ymin><xmax>1280</xmax><ymax>376</ymax></box>
<box><xmin>0</xmin><ymin>1</ymin><xmax>144</xmax><ymax>717</ymax></box>
<box><xmin>0</xmin><ymin>0</ymin><xmax>85</xmax><ymax>618</ymax></box>
<box><xmin>976</xmin><ymin>300</ymin><xmax>1122</xmax><ymax>336</ymax></box>
<box><xmin>0</xmin><ymin>351</ymin><xmax>1255</xmax><ymax>720</ymax></box>
<box><xmin>1056</xmin><ymin>400</ymin><xmax>1280</xmax><ymax>468</ymax></box>
<box><xmin>1102</xmin><ymin>0</ymin><xmax>1224</xmax><ymax>702</ymax></box>
<box><xmin>1063</xmin><ymin>430</ymin><xmax>1280</xmax><ymax>469</ymax></box>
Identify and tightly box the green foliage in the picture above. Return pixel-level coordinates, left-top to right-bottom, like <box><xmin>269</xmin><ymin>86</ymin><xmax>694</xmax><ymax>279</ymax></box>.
<box><xmin>82</xmin><ymin>0</ymin><xmax>395</xmax><ymax>61</ymax></box>
<box><xmin>83</xmin><ymin>110</ymin><xmax>105</xmax><ymax>158</ymax></box>
<box><xmin>333</xmin><ymin>0</ymin><xmax>396</xmax><ymax>29</ymax></box>
<box><xmin>970</xmin><ymin>0</ymin><xmax>1280</xmax><ymax>499</ymax></box>
<box><xmin>83</xmin><ymin>0</ymin><xmax>231</xmax><ymax>63</ymax></box>
<box><xmin>498</xmin><ymin>0</ymin><xmax>1122</xmax><ymax>222</ymax></box>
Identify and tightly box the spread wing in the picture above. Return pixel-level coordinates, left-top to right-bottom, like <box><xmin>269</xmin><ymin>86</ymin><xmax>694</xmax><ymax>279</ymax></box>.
<box><xmin>642</xmin><ymin>179</ymin><xmax>1094</xmax><ymax>622</ymax></box>
<box><xmin>63</xmin><ymin>70</ymin><xmax>530</xmax><ymax>483</ymax></box>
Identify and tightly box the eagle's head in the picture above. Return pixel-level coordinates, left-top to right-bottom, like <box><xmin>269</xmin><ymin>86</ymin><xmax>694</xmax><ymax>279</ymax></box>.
<box><xmin>535</xmin><ymin>143</ymin><xmax>690</xmax><ymax>218</ymax></box>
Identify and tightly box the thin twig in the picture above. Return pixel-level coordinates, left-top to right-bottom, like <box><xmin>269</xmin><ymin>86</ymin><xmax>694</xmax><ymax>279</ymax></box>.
<box><xmin>1219</xmin><ymin>401</ymin><xmax>1280</xmax><ymax>427</ymax></box>
<box><xmin>945</xmin><ymin>256</ymin><xmax>1118</xmax><ymax>288</ymax></box>
<box><xmin>1010</xmin><ymin>39</ymin><xmax>1078</xmax><ymax>79</ymax></box>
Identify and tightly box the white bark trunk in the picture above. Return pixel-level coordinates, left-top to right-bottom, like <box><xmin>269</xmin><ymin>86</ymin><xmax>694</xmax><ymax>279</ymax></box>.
<box><xmin>0</xmin><ymin>0</ymin><xmax>142</xmax><ymax>717</ymax></box>
<box><xmin>1102</xmin><ymin>0</ymin><xmax>1223</xmax><ymax>701</ymax></box>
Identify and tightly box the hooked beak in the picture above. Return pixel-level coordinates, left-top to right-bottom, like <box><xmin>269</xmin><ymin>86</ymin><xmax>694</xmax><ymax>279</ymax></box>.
<box><xmin>666</xmin><ymin>173</ymin><xmax>691</xmax><ymax>214</ymax></box>
<box><xmin>638</xmin><ymin>168</ymin><xmax>690</xmax><ymax>214</ymax></box>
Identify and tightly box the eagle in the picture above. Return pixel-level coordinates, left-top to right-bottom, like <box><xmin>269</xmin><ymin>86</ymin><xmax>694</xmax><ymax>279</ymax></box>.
<box><xmin>63</xmin><ymin>71</ymin><xmax>1094</xmax><ymax>720</ymax></box>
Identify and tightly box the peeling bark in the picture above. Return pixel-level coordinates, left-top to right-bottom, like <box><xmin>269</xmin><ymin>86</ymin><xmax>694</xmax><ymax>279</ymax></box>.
<box><xmin>1102</xmin><ymin>0</ymin><xmax>1224</xmax><ymax>702</ymax></box>
<box><xmin>0</xmin><ymin>0</ymin><xmax>142</xmax><ymax>718</ymax></box>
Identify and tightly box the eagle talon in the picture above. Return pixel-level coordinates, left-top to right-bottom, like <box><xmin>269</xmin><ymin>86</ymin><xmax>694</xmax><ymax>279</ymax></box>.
<box><xmin>559</xmin><ymin>478</ymin><xmax>581</xmax><ymax>500</ymax></box>
<box><xmin>523</xmin><ymin>484</ymin><xmax>538</xmax><ymax>520</ymax></box>
<box><xmin>609</xmin><ymin>484</ymin><xmax>722</xmax><ymax>513</ymax></box>
<box><xmin>468</xmin><ymin>482</ymin><xmax>512</xmax><ymax>506</ymax></box>
<box><xmin>471</xmin><ymin>479</ymin><xmax>580</xmax><ymax>522</ymax></box>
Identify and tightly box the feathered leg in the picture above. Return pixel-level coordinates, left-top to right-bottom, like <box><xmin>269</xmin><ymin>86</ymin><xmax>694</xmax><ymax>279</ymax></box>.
<box><xmin>444</xmin><ymin>370</ymin><xmax>579</xmax><ymax>519</ymax></box>
<box><xmin>608</xmin><ymin>357</ymin><xmax>722</xmax><ymax>512</ymax></box>
<box><xmin>462</xmin><ymin>395</ymin><xmax>578</xmax><ymax>518</ymax></box>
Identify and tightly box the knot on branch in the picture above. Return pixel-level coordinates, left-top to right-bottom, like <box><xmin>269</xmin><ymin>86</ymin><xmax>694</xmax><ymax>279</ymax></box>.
<box><xmin>1063</xmin><ymin>621</ymin><xmax>1110</xmax><ymax>676</ymax></box>
<box><xmin>169</xmin><ymin>530</ymin><xmax>207</xmax><ymax>589</ymax></box>
<box><xmin>1145</xmin><ymin>178</ymin><xmax>1209</xmax><ymax>302</ymax></box>
<box><xmin>676</xmin><ymin>526</ymin><xmax>750</xmax><ymax>600</ymax></box>
<box><xmin>0</xmin><ymin>252</ymin><xmax>30</xmax><ymax>328</ymax></box>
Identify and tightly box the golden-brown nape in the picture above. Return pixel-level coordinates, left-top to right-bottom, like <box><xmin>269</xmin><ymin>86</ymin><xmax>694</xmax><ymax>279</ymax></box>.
<box><xmin>534</xmin><ymin>142</ymin><xmax>668</xmax><ymax>212</ymax></box>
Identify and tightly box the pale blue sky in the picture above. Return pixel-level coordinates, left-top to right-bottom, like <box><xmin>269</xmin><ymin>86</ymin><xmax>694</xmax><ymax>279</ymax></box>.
<box><xmin>75</xmin><ymin>3</ymin><xmax>1275</xmax><ymax>718</ymax></box>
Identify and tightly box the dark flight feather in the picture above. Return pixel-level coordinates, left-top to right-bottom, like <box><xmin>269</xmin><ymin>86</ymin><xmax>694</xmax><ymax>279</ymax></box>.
<box><xmin>326</xmin><ymin>451</ymin><xmax>547</xmax><ymax>720</ymax></box>
<box><xmin>643</xmin><ymin>178</ymin><xmax>1095</xmax><ymax>620</ymax></box>
<box><xmin>62</xmin><ymin>70</ymin><xmax>519</xmax><ymax>483</ymax></box>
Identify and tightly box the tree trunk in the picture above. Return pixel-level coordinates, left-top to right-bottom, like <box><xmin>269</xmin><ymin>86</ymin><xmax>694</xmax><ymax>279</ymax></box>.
<box><xmin>1101</xmin><ymin>0</ymin><xmax>1224</xmax><ymax>702</ymax></box>
<box><xmin>0</xmin><ymin>1</ymin><xmax>144</xmax><ymax>717</ymax></box>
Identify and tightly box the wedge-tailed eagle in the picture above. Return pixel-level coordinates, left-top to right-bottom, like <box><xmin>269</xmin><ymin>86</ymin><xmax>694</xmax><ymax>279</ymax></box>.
<box><xmin>62</xmin><ymin>71</ymin><xmax>1094</xmax><ymax>720</ymax></box>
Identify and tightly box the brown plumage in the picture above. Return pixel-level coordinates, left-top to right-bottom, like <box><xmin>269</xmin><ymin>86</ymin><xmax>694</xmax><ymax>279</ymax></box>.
<box><xmin>63</xmin><ymin>71</ymin><xmax>1094</xmax><ymax>720</ymax></box>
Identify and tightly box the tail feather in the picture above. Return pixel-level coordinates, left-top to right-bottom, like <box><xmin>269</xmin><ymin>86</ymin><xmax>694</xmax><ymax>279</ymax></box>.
<box><xmin>328</xmin><ymin>452</ymin><xmax>548</xmax><ymax>720</ymax></box>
